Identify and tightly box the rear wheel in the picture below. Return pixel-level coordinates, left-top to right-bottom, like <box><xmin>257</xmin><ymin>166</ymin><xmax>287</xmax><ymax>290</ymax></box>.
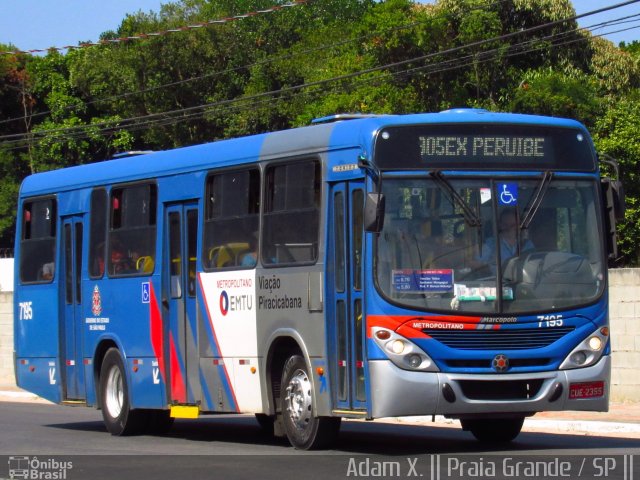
<box><xmin>280</xmin><ymin>355</ymin><xmax>340</xmax><ymax>450</ymax></box>
<box><xmin>461</xmin><ymin>416</ymin><xmax>524</xmax><ymax>443</ymax></box>
<box><xmin>99</xmin><ymin>348</ymin><xmax>147</xmax><ymax>435</ymax></box>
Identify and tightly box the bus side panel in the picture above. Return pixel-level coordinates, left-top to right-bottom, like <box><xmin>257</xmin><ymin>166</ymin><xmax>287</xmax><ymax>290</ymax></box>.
<box><xmin>127</xmin><ymin>356</ymin><xmax>167</xmax><ymax>408</ymax></box>
<box><xmin>15</xmin><ymin>357</ymin><xmax>62</xmax><ymax>404</ymax></box>
<box><xmin>82</xmin><ymin>277</ymin><xmax>167</xmax><ymax>409</ymax></box>
<box><xmin>255</xmin><ymin>267</ymin><xmax>332</xmax><ymax>416</ymax></box>
<box><xmin>198</xmin><ymin>271</ymin><xmax>260</xmax><ymax>413</ymax></box>
<box><xmin>14</xmin><ymin>285</ymin><xmax>63</xmax><ymax>403</ymax></box>
<box><xmin>83</xmin><ymin>361</ymin><xmax>96</xmax><ymax>407</ymax></box>
<box><xmin>198</xmin><ymin>358</ymin><xmax>237</xmax><ymax>413</ymax></box>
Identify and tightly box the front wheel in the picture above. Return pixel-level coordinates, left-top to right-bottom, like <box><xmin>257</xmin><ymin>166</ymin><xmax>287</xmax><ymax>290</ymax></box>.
<box><xmin>99</xmin><ymin>348</ymin><xmax>147</xmax><ymax>435</ymax></box>
<box><xmin>280</xmin><ymin>355</ymin><xmax>340</xmax><ymax>450</ymax></box>
<box><xmin>461</xmin><ymin>416</ymin><xmax>524</xmax><ymax>443</ymax></box>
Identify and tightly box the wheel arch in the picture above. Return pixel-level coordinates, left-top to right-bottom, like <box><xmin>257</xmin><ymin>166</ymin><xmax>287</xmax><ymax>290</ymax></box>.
<box><xmin>93</xmin><ymin>336</ymin><xmax>126</xmax><ymax>410</ymax></box>
<box><xmin>263</xmin><ymin>330</ymin><xmax>309</xmax><ymax>416</ymax></box>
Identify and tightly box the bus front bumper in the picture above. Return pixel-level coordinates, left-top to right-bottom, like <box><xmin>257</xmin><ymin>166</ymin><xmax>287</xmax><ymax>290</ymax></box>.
<box><xmin>369</xmin><ymin>355</ymin><xmax>610</xmax><ymax>419</ymax></box>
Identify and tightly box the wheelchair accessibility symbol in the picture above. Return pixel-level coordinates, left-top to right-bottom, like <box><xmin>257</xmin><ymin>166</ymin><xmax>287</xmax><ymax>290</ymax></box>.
<box><xmin>142</xmin><ymin>282</ymin><xmax>151</xmax><ymax>304</ymax></box>
<box><xmin>498</xmin><ymin>183</ymin><xmax>518</xmax><ymax>205</ymax></box>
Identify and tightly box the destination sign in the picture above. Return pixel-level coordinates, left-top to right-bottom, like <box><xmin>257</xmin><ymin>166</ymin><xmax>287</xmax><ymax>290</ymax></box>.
<box><xmin>419</xmin><ymin>135</ymin><xmax>545</xmax><ymax>159</ymax></box>
<box><xmin>374</xmin><ymin>124</ymin><xmax>596</xmax><ymax>172</ymax></box>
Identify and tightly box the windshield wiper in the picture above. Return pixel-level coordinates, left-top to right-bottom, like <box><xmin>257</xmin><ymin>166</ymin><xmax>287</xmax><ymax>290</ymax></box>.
<box><xmin>520</xmin><ymin>171</ymin><xmax>554</xmax><ymax>229</ymax></box>
<box><xmin>429</xmin><ymin>170</ymin><xmax>481</xmax><ymax>227</ymax></box>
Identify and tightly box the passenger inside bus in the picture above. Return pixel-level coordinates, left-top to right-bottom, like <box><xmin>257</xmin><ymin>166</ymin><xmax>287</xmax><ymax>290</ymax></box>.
<box><xmin>40</xmin><ymin>245</ymin><xmax>55</xmax><ymax>280</ymax></box>
<box><xmin>240</xmin><ymin>234</ymin><xmax>258</xmax><ymax>267</ymax></box>
<box><xmin>41</xmin><ymin>261</ymin><xmax>54</xmax><ymax>280</ymax></box>
<box><xmin>476</xmin><ymin>208</ymin><xmax>534</xmax><ymax>271</ymax></box>
<box><xmin>108</xmin><ymin>239</ymin><xmax>128</xmax><ymax>274</ymax></box>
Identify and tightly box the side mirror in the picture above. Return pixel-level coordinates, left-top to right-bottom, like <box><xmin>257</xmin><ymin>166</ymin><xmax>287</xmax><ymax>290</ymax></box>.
<box><xmin>599</xmin><ymin>154</ymin><xmax>626</xmax><ymax>220</ymax></box>
<box><xmin>610</xmin><ymin>179</ymin><xmax>626</xmax><ymax>221</ymax></box>
<box><xmin>364</xmin><ymin>193</ymin><xmax>385</xmax><ymax>233</ymax></box>
<box><xmin>601</xmin><ymin>178</ymin><xmax>625</xmax><ymax>264</ymax></box>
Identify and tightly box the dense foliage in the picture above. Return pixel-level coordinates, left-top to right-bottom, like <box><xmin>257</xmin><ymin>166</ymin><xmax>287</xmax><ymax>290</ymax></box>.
<box><xmin>1</xmin><ymin>0</ymin><xmax>639</xmax><ymax>265</ymax></box>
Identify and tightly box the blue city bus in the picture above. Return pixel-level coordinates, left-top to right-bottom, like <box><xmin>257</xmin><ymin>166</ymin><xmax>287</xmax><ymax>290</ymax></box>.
<box><xmin>14</xmin><ymin>109</ymin><xmax>624</xmax><ymax>449</ymax></box>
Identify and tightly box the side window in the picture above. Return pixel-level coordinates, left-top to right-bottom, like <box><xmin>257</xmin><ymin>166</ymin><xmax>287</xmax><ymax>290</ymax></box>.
<box><xmin>203</xmin><ymin>168</ymin><xmax>260</xmax><ymax>269</ymax></box>
<box><xmin>20</xmin><ymin>198</ymin><xmax>57</xmax><ymax>283</ymax></box>
<box><xmin>89</xmin><ymin>188</ymin><xmax>107</xmax><ymax>278</ymax></box>
<box><xmin>108</xmin><ymin>183</ymin><xmax>157</xmax><ymax>276</ymax></box>
<box><xmin>263</xmin><ymin>159</ymin><xmax>320</xmax><ymax>265</ymax></box>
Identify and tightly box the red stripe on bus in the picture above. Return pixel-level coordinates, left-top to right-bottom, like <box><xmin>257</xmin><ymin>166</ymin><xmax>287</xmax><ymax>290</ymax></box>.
<box><xmin>367</xmin><ymin>314</ymin><xmax>483</xmax><ymax>338</ymax></box>
<box><xmin>149</xmin><ymin>284</ymin><xmax>166</xmax><ymax>381</ymax></box>
<box><xmin>169</xmin><ymin>333</ymin><xmax>187</xmax><ymax>404</ymax></box>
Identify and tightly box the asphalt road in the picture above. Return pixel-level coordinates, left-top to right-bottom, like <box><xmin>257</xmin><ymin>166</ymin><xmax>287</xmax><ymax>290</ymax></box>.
<box><xmin>1</xmin><ymin>402</ymin><xmax>639</xmax><ymax>480</ymax></box>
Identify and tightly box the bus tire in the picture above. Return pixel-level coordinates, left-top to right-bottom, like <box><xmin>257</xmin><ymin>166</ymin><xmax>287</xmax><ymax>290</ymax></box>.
<box><xmin>461</xmin><ymin>416</ymin><xmax>524</xmax><ymax>443</ymax></box>
<box><xmin>99</xmin><ymin>348</ymin><xmax>146</xmax><ymax>436</ymax></box>
<box><xmin>280</xmin><ymin>355</ymin><xmax>341</xmax><ymax>450</ymax></box>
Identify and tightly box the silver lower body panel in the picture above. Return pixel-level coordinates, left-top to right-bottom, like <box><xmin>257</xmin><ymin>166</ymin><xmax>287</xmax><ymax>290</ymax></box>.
<box><xmin>369</xmin><ymin>355</ymin><xmax>610</xmax><ymax>419</ymax></box>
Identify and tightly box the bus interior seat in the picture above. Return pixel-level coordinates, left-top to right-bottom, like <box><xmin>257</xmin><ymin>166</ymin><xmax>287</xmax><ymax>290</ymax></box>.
<box><xmin>136</xmin><ymin>256</ymin><xmax>155</xmax><ymax>273</ymax></box>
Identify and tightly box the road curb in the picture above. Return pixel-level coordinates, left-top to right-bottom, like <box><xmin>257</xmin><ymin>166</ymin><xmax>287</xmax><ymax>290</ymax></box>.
<box><xmin>0</xmin><ymin>390</ymin><xmax>51</xmax><ymax>403</ymax></box>
<box><xmin>523</xmin><ymin>418</ymin><xmax>640</xmax><ymax>434</ymax></box>
<box><xmin>389</xmin><ymin>415</ymin><xmax>640</xmax><ymax>435</ymax></box>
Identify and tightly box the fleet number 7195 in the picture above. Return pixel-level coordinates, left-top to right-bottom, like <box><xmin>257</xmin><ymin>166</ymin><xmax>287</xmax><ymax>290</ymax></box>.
<box><xmin>19</xmin><ymin>301</ymin><xmax>33</xmax><ymax>320</ymax></box>
<box><xmin>537</xmin><ymin>314</ymin><xmax>563</xmax><ymax>328</ymax></box>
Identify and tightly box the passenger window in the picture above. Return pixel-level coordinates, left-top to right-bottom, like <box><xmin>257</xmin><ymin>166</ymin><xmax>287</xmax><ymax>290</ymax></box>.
<box><xmin>89</xmin><ymin>188</ymin><xmax>107</xmax><ymax>278</ymax></box>
<box><xmin>108</xmin><ymin>183</ymin><xmax>157</xmax><ymax>276</ymax></box>
<box><xmin>19</xmin><ymin>198</ymin><xmax>57</xmax><ymax>283</ymax></box>
<box><xmin>263</xmin><ymin>159</ymin><xmax>320</xmax><ymax>265</ymax></box>
<box><xmin>203</xmin><ymin>168</ymin><xmax>260</xmax><ymax>269</ymax></box>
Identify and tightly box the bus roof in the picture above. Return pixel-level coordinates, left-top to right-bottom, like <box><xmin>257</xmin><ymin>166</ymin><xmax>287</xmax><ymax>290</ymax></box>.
<box><xmin>19</xmin><ymin>109</ymin><xmax>588</xmax><ymax>198</ymax></box>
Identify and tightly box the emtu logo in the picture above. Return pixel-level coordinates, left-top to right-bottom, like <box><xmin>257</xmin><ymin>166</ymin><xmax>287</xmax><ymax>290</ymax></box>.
<box><xmin>219</xmin><ymin>291</ymin><xmax>229</xmax><ymax>316</ymax></box>
<box><xmin>218</xmin><ymin>289</ymin><xmax>253</xmax><ymax>316</ymax></box>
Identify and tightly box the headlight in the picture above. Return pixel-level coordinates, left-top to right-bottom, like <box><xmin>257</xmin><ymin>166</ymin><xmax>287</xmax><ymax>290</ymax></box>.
<box><xmin>560</xmin><ymin>327</ymin><xmax>609</xmax><ymax>370</ymax></box>
<box><xmin>372</xmin><ymin>327</ymin><xmax>439</xmax><ymax>372</ymax></box>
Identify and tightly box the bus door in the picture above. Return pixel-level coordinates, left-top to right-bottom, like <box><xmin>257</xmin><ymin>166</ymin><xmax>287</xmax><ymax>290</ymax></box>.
<box><xmin>164</xmin><ymin>202</ymin><xmax>199</xmax><ymax>405</ymax></box>
<box><xmin>61</xmin><ymin>215</ymin><xmax>85</xmax><ymax>400</ymax></box>
<box><xmin>329</xmin><ymin>181</ymin><xmax>367</xmax><ymax>413</ymax></box>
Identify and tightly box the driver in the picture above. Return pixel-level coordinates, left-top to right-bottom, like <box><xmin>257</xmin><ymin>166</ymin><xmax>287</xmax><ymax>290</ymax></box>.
<box><xmin>477</xmin><ymin>208</ymin><xmax>534</xmax><ymax>267</ymax></box>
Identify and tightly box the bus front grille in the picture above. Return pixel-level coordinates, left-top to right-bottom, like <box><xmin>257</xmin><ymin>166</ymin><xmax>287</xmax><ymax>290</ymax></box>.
<box><xmin>458</xmin><ymin>379</ymin><xmax>545</xmax><ymax>400</ymax></box>
<box><xmin>424</xmin><ymin>326</ymin><xmax>575</xmax><ymax>350</ymax></box>
<box><xmin>444</xmin><ymin>358</ymin><xmax>551</xmax><ymax>369</ymax></box>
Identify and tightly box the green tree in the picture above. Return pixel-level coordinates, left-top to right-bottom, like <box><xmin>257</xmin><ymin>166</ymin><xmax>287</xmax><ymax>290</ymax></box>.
<box><xmin>594</xmin><ymin>93</ymin><xmax>640</xmax><ymax>267</ymax></box>
<box><xmin>507</xmin><ymin>68</ymin><xmax>601</xmax><ymax>126</ymax></box>
<box><xmin>0</xmin><ymin>46</ymin><xmax>37</xmax><ymax>247</ymax></box>
<box><xmin>27</xmin><ymin>50</ymin><xmax>134</xmax><ymax>171</ymax></box>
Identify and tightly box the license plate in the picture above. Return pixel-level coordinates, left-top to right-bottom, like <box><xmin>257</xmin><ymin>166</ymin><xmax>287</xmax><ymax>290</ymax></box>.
<box><xmin>569</xmin><ymin>381</ymin><xmax>605</xmax><ymax>399</ymax></box>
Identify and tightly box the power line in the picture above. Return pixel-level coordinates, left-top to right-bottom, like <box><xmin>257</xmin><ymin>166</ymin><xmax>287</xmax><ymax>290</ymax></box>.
<box><xmin>1</xmin><ymin>23</ymin><xmax>624</xmax><ymax>152</ymax></box>
<box><xmin>1</xmin><ymin>21</ymin><xmax>632</xmax><ymax>150</ymax></box>
<box><xmin>0</xmin><ymin>0</ymin><xmax>309</xmax><ymax>57</ymax></box>
<box><xmin>0</xmin><ymin>0</ymin><xmax>513</xmax><ymax>128</ymax></box>
<box><xmin>1</xmin><ymin>0</ymin><xmax>638</xmax><ymax>149</ymax></box>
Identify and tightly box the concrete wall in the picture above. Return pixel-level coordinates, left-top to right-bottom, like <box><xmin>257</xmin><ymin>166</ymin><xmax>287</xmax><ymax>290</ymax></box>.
<box><xmin>0</xmin><ymin>258</ymin><xmax>13</xmax><ymax>292</ymax></box>
<box><xmin>609</xmin><ymin>269</ymin><xmax>640</xmax><ymax>402</ymax></box>
<box><xmin>0</xmin><ymin>292</ymin><xmax>13</xmax><ymax>384</ymax></box>
<box><xmin>1</xmin><ymin>270</ymin><xmax>640</xmax><ymax>402</ymax></box>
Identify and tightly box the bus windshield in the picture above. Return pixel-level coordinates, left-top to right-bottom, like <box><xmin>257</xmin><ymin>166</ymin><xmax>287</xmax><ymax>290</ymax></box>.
<box><xmin>374</xmin><ymin>176</ymin><xmax>605</xmax><ymax>314</ymax></box>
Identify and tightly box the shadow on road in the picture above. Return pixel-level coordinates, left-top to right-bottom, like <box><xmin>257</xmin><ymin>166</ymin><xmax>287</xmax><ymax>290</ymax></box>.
<box><xmin>45</xmin><ymin>414</ymin><xmax>640</xmax><ymax>455</ymax></box>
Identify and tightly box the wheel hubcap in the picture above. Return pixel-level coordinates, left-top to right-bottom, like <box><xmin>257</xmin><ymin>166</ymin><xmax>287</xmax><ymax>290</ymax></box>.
<box><xmin>105</xmin><ymin>366</ymin><xmax>124</xmax><ymax>419</ymax></box>
<box><xmin>285</xmin><ymin>369</ymin><xmax>312</xmax><ymax>431</ymax></box>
